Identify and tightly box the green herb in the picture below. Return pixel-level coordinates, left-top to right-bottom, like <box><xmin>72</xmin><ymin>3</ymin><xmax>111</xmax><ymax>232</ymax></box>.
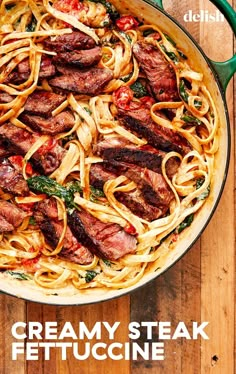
<box><xmin>176</xmin><ymin>214</ymin><xmax>194</xmax><ymax>234</ymax></box>
<box><xmin>161</xmin><ymin>45</ymin><xmax>179</xmax><ymax>63</ymax></box>
<box><xmin>103</xmin><ymin>259</ymin><xmax>112</xmax><ymax>267</ymax></box>
<box><xmin>194</xmin><ymin>100</ymin><xmax>202</xmax><ymax>109</ymax></box>
<box><xmin>26</xmin><ymin>16</ymin><xmax>37</xmax><ymax>32</ymax></box>
<box><xmin>178</xmin><ymin>50</ymin><xmax>188</xmax><ymax>60</ymax></box>
<box><xmin>179</xmin><ymin>79</ymin><xmax>189</xmax><ymax>103</ymax></box>
<box><xmin>29</xmin><ymin>216</ymin><xmax>36</xmax><ymax>226</ymax></box>
<box><xmin>120</xmin><ymin>73</ymin><xmax>132</xmax><ymax>82</ymax></box>
<box><xmin>143</xmin><ymin>29</ymin><xmax>154</xmax><ymax>37</ymax></box>
<box><xmin>66</xmin><ymin>181</ymin><xmax>83</xmax><ymax>195</ymax></box>
<box><xmin>130</xmin><ymin>81</ymin><xmax>148</xmax><ymax>98</ymax></box>
<box><xmin>5</xmin><ymin>271</ymin><xmax>32</xmax><ymax>281</ymax></box>
<box><xmin>28</xmin><ymin>176</ymin><xmax>73</xmax><ymax>205</ymax></box>
<box><xmin>181</xmin><ymin>114</ymin><xmax>202</xmax><ymax>126</ymax></box>
<box><xmin>85</xmin><ymin>270</ymin><xmax>98</xmax><ymax>283</ymax></box>
<box><xmin>196</xmin><ymin>179</ymin><xmax>210</xmax><ymax>200</ymax></box>
<box><xmin>89</xmin><ymin>0</ymin><xmax>119</xmax><ymax>20</ymax></box>
<box><xmin>164</xmin><ymin>33</ymin><xmax>177</xmax><ymax>47</ymax></box>
<box><xmin>83</xmin><ymin>107</ymin><xmax>92</xmax><ymax>115</ymax></box>
<box><xmin>120</xmin><ymin>31</ymin><xmax>132</xmax><ymax>44</ymax></box>
<box><xmin>5</xmin><ymin>3</ymin><xmax>15</xmax><ymax>11</ymax></box>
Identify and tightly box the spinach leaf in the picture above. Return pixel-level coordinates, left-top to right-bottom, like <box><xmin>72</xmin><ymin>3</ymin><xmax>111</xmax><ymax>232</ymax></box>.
<box><xmin>103</xmin><ymin>259</ymin><xmax>112</xmax><ymax>267</ymax></box>
<box><xmin>164</xmin><ymin>33</ymin><xmax>177</xmax><ymax>47</ymax></box>
<box><xmin>85</xmin><ymin>270</ymin><xmax>98</xmax><ymax>283</ymax></box>
<box><xmin>26</xmin><ymin>16</ymin><xmax>37</xmax><ymax>32</ymax></box>
<box><xmin>120</xmin><ymin>73</ymin><xmax>132</xmax><ymax>82</ymax></box>
<box><xmin>130</xmin><ymin>81</ymin><xmax>148</xmax><ymax>98</ymax></box>
<box><xmin>178</xmin><ymin>50</ymin><xmax>188</xmax><ymax>60</ymax></box>
<box><xmin>179</xmin><ymin>79</ymin><xmax>189</xmax><ymax>103</ymax></box>
<box><xmin>161</xmin><ymin>45</ymin><xmax>179</xmax><ymax>63</ymax></box>
<box><xmin>5</xmin><ymin>271</ymin><xmax>32</xmax><ymax>281</ymax></box>
<box><xmin>29</xmin><ymin>216</ymin><xmax>36</xmax><ymax>226</ymax></box>
<box><xmin>196</xmin><ymin>179</ymin><xmax>210</xmax><ymax>201</ymax></box>
<box><xmin>83</xmin><ymin>107</ymin><xmax>92</xmax><ymax>115</ymax></box>
<box><xmin>176</xmin><ymin>214</ymin><xmax>194</xmax><ymax>234</ymax></box>
<box><xmin>119</xmin><ymin>31</ymin><xmax>132</xmax><ymax>44</ymax></box>
<box><xmin>143</xmin><ymin>29</ymin><xmax>154</xmax><ymax>37</ymax></box>
<box><xmin>181</xmin><ymin>114</ymin><xmax>202</xmax><ymax>126</ymax></box>
<box><xmin>194</xmin><ymin>100</ymin><xmax>202</xmax><ymax>109</ymax></box>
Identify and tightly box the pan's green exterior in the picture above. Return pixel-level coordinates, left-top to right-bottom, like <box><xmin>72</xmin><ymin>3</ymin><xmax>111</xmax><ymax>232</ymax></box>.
<box><xmin>153</xmin><ymin>0</ymin><xmax>236</xmax><ymax>91</ymax></box>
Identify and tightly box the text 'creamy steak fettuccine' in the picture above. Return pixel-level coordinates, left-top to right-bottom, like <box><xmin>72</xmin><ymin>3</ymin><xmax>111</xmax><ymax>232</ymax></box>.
<box><xmin>0</xmin><ymin>0</ymin><xmax>218</xmax><ymax>292</ymax></box>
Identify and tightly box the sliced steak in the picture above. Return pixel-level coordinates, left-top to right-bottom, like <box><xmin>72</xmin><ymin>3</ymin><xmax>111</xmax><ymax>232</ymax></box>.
<box><xmin>0</xmin><ymin>158</ymin><xmax>29</xmax><ymax>196</ymax></box>
<box><xmin>118</xmin><ymin>106</ymin><xmax>191</xmax><ymax>155</ymax></box>
<box><xmin>52</xmin><ymin>46</ymin><xmax>101</xmax><ymax>68</ymax></box>
<box><xmin>49</xmin><ymin>67</ymin><xmax>113</xmax><ymax>95</ymax></box>
<box><xmin>34</xmin><ymin>199</ymin><xmax>93</xmax><ymax>265</ymax></box>
<box><xmin>0</xmin><ymin>92</ymin><xmax>14</xmax><ymax>103</ymax></box>
<box><xmin>104</xmin><ymin>160</ymin><xmax>173</xmax><ymax>208</ymax></box>
<box><xmin>5</xmin><ymin>57</ymin><xmax>56</xmax><ymax>84</ymax></box>
<box><xmin>44</xmin><ymin>31</ymin><xmax>96</xmax><ymax>52</ymax></box>
<box><xmin>95</xmin><ymin>137</ymin><xmax>179</xmax><ymax>177</ymax></box>
<box><xmin>20</xmin><ymin>111</ymin><xmax>74</xmax><ymax>135</ymax></box>
<box><xmin>90</xmin><ymin>163</ymin><xmax>164</xmax><ymax>221</ymax></box>
<box><xmin>0</xmin><ymin>200</ymin><xmax>27</xmax><ymax>232</ymax></box>
<box><xmin>133</xmin><ymin>42</ymin><xmax>179</xmax><ymax>102</ymax></box>
<box><xmin>24</xmin><ymin>91</ymin><xmax>66</xmax><ymax>118</ymax></box>
<box><xmin>0</xmin><ymin>123</ymin><xmax>65</xmax><ymax>175</ymax></box>
<box><xmin>68</xmin><ymin>209</ymin><xmax>137</xmax><ymax>260</ymax></box>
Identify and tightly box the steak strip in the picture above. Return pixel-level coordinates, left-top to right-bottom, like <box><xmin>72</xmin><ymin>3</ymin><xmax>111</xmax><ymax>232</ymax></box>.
<box><xmin>103</xmin><ymin>160</ymin><xmax>174</xmax><ymax>208</ymax></box>
<box><xmin>0</xmin><ymin>200</ymin><xmax>27</xmax><ymax>232</ymax></box>
<box><xmin>68</xmin><ymin>209</ymin><xmax>137</xmax><ymax>260</ymax></box>
<box><xmin>44</xmin><ymin>31</ymin><xmax>96</xmax><ymax>52</ymax></box>
<box><xmin>90</xmin><ymin>163</ymin><xmax>165</xmax><ymax>221</ymax></box>
<box><xmin>49</xmin><ymin>67</ymin><xmax>113</xmax><ymax>95</ymax></box>
<box><xmin>0</xmin><ymin>123</ymin><xmax>65</xmax><ymax>175</ymax></box>
<box><xmin>24</xmin><ymin>91</ymin><xmax>66</xmax><ymax>118</ymax></box>
<box><xmin>0</xmin><ymin>158</ymin><xmax>29</xmax><ymax>196</ymax></box>
<box><xmin>20</xmin><ymin>111</ymin><xmax>75</xmax><ymax>135</ymax></box>
<box><xmin>34</xmin><ymin>199</ymin><xmax>93</xmax><ymax>265</ymax></box>
<box><xmin>133</xmin><ymin>41</ymin><xmax>179</xmax><ymax>102</ymax></box>
<box><xmin>118</xmin><ymin>106</ymin><xmax>191</xmax><ymax>155</ymax></box>
<box><xmin>52</xmin><ymin>46</ymin><xmax>101</xmax><ymax>68</ymax></box>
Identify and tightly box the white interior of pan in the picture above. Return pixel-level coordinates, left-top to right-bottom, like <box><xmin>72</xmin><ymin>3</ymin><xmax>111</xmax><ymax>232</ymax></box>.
<box><xmin>0</xmin><ymin>0</ymin><xmax>229</xmax><ymax>305</ymax></box>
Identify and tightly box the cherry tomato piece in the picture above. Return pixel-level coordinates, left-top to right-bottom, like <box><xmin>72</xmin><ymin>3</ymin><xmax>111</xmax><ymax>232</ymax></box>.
<box><xmin>37</xmin><ymin>138</ymin><xmax>57</xmax><ymax>156</ymax></box>
<box><xmin>124</xmin><ymin>223</ymin><xmax>136</xmax><ymax>235</ymax></box>
<box><xmin>113</xmin><ymin>86</ymin><xmax>134</xmax><ymax>110</ymax></box>
<box><xmin>22</xmin><ymin>255</ymin><xmax>41</xmax><ymax>271</ymax></box>
<box><xmin>116</xmin><ymin>16</ymin><xmax>139</xmax><ymax>31</ymax></box>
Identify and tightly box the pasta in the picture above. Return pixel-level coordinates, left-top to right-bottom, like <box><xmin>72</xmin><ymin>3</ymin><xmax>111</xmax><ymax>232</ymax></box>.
<box><xmin>0</xmin><ymin>0</ymin><xmax>219</xmax><ymax>293</ymax></box>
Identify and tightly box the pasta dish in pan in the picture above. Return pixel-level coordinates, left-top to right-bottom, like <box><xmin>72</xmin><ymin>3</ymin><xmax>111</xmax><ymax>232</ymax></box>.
<box><xmin>0</xmin><ymin>0</ymin><xmax>218</xmax><ymax>292</ymax></box>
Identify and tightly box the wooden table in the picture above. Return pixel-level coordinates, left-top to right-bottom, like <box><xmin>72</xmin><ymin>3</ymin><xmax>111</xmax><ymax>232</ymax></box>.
<box><xmin>0</xmin><ymin>1</ymin><xmax>235</xmax><ymax>373</ymax></box>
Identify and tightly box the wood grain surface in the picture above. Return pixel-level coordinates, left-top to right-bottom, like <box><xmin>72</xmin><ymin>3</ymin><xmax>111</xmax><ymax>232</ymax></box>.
<box><xmin>0</xmin><ymin>1</ymin><xmax>235</xmax><ymax>373</ymax></box>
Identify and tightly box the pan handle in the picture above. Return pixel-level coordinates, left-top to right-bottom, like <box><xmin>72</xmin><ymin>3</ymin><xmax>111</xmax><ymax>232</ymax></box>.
<box><xmin>153</xmin><ymin>0</ymin><xmax>236</xmax><ymax>91</ymax></box>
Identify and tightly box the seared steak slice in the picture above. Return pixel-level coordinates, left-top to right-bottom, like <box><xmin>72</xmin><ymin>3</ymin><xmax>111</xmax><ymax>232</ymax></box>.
<box><xmin>34</xmin><ymin>199</ymin><xmax>93</xmax><ymax>264</ymax></box>
<box><xmin>115</xmin><ymin>189</ymin><xmax>165</xmax><ymax>221</ymax></box>
<box><xmin>95</xmin><ymin>137</ymin><xmax>179</xmax><ymax>177</ymax></box>
<box><xmin>0</xmin><ymin>200</ymin><xmax>27</xmax><ymax>232</ymax></box>
<box><xmin>44</xmin><ymin>31</ymin><xmax>96</xmax><ymax>52</ymax></box>
<box><xmin>0</xmin><ymin>158</ymin><xmax>29</xmax><ymax>196</ymax></box>
<box><xmin>49</xmin><ymin>67</ymin><xmax>113</xmax><ymax>95</ymax></box>
<box><xmin>90</xmin><ymin>163</ymin><xmax>116</xmax><ymax>190</ymax></box>
<box><xmin>5</xmin><ymin>57</ymin><xmax>56</xmax><ymax>84</ymax></box>
<box><xmin>24</xmin><ymin>91</ymin><xmax>66</xmax><ymax>118</ymax></box>
<box><xmin>0</xmin><ymin>92</ymin><xmax>14</xmax><ymax>103</ymax></box>
<box><xmin>20</xmin><ymin>111</ymin><xmax>74</xmax><ymax>135</ymax></box>
<box><xmin>0</xmin><ymin>123</ymin><xmax>65</xmax><ymax>175</ymax></box>
<box><xmin>90</xmin><ymin>164</ymin><xmax>164</xmax><ymax>221</ymax></box>
<box><xmin>104</xmin><ymin>160</ymin><xmax>173</xmax><ymax>208</ymax></box>
<box><xmin>52</xmin><ymin>46</ymin><xmax>101</xmax><ymax>67</ymax></box>
<box><xmin>133</xmin><ymin>42</ymin><xmax>179</xmax><ymax>102</ymax></box>
<box><xmin>68</xmin><ymin>209</ymin><xmax>137</xmax><ymax>260</ymax></box>
<box><xmin>118</xmin><ymin>107</ymin><xmax>191</xmax><ymax>155</ymax></box>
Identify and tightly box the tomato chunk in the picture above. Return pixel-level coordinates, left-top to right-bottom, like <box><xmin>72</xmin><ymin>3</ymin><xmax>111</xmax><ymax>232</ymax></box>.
<box><xmin>116</xmin><ymin>16</ymin><xmax>139</xmax><ymax>31</ymax></box>
<box><xmin>113</xmin><ymin>86</ymin><xmax>134</xmax><ymax>110</ymax></box>
<box><xmin>37</xmin><ymin>138</ymin><xmax>57</xmax><ymax>156</ymax></box>
<box><xmin>124</xmin><ymin>223</ymin><xmax>136</xmax><ymax>235</ymax></box>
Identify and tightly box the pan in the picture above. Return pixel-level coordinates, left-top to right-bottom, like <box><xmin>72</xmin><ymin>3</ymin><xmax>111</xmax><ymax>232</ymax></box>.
<box><xmin>0</xmin><ymin>0</ymin><xmax>235</xmax><ymax>305</ymax></box>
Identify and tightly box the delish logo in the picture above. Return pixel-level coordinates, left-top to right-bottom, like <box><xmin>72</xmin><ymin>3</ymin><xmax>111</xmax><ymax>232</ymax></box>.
<box><xmin>183</xmin><ymin>10</ymin><xmax>224</xmax><ymax>23</ymax></box>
